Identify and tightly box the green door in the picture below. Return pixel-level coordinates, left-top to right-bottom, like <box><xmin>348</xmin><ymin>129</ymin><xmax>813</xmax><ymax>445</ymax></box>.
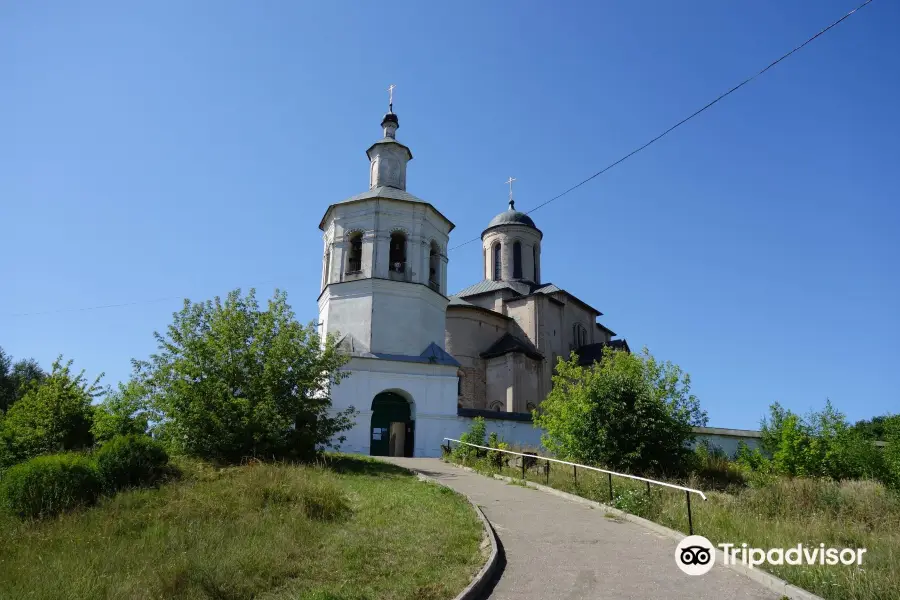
<box><xmin>370</xmin><ymin>392</ymin><xmax>412</xmax><ymax>457</ymax></box>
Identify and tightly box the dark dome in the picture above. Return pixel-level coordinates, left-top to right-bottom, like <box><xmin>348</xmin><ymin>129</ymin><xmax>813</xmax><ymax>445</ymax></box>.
<box><xmin>486</xmin><ymin>201</ymin><xmax>537</xmax><ymax>229</ymax></box>
<box><xmin>381</xmin><ymin>112</ymin><xmax>399</xmax><ymax>125</ymax></box>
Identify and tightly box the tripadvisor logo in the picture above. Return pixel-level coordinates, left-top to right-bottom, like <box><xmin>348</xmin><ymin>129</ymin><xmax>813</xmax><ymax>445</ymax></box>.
<box><xmin>675</xmin><ymin>536</ymin><xmax>867</xmax><ymax>575</ymax></box>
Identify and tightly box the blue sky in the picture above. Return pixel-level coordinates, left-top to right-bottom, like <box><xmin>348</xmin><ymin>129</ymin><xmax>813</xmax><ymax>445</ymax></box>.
<box><xmin>2</xmin><ymin>1</ymin><xmax>898</xmax><ymax>429</ymax></box>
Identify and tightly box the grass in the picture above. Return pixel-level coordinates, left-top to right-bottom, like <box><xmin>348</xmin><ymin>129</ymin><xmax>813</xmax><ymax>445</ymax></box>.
<box><xmin>451</xmin><ymin>453</ymin><xmax>900</xmax><ymax>600</ymax></box>
<box><xmin>0</xmin><ymin>455</ymin><xmax>486</xmax><ymax>600</ymax></box>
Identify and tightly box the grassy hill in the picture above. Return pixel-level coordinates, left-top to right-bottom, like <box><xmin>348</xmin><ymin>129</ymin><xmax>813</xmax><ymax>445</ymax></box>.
<box><xmin>0</xmin><ymin>456</ymin><xmax>485</xmax><ymax>600</ymax></box>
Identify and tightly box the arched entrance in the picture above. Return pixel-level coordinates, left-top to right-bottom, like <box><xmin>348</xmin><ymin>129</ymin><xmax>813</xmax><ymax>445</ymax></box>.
<box><xmin>370</xmin><ymin>391</ymin><xmax>415</xmax><ymax>457</ymax></box>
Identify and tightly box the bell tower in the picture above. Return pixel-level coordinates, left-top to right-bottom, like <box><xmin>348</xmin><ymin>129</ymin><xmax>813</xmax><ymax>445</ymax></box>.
<box><xmin>316</xmin><ymin>90</ymin><xmax>462</xmax><ymax>459</ymax></box>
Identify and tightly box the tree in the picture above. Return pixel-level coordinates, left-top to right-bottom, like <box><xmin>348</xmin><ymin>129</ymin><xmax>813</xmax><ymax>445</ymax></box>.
<box><xmin>760</xmin><ymin>400</ymin><xmax>886</xmax><ymax>480</ymax></box>
<box><xmin>91</xmin><ymin>380</ymin><xmax>151</xmax><ymax>444</ymax></box>
<box><xmin>534</xmin><ymin>347</ymin><xmax>707</xmax><ymax>476</ymax></box>
<box><xmin>0</xmin><ymin>357</ymin><xmax>101</xmax><ymax>467</ymax></box>
<box><xmin>135</xmin><ymin>288</ymin><xmax>355</xmax><ymax>463</ymax></box>
<box><xmin>0</xmin><ymin>348</ymin><xmax>47</xmax><ymax>414</ymax></box>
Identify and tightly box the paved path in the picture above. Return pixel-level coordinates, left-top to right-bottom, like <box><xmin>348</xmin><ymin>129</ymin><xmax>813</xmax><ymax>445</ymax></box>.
<box><xmin>383</xmin><ymin>457</ymin><xmax>779</xmax><ymax>600</ymax></box>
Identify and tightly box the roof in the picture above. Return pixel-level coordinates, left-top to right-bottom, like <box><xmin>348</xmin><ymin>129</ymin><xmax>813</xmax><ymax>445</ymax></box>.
<box><xmin>365</xmin><ymin>137</ymin><xmax>412</xmax><ymax>161</ymax></box>
<box><xmin>482</xmin><ymin>201</ymin><xmax>542</xmax><ymax>237</ymax></box>
<box><xmin>573</xmin><ymin>339</ymin><xmax>631</xmax><ymax>366</ymax></box>
<box><xmin>596</xmin><ymin>322</ymin><xmax>617</xmax><ymax>337</ymax></box>
<box><xmin>318</xmin><ymin>185</ymin><xmax>455</xmax><ymax>231</ymax></box>
<box><xmin>453</xmin><ymin>280</ymin><xmax>603</xmax><ymax>316</ymax></box>
<box><xmin>480</xmin><ymin>333</ymin><xmax>543</xmax><ymax>360</ymax></box>
<box><xmin>336</xmin><ymin>334</ymin><xmax>460</xmax><ymax>367</ymax></box>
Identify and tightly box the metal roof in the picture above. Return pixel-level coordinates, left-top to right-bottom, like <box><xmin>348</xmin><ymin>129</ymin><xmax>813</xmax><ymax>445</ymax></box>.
<box><xmin>318</xmin><ymin>185</ymin><xmax>455</xmax><ymax>231</ymax></box>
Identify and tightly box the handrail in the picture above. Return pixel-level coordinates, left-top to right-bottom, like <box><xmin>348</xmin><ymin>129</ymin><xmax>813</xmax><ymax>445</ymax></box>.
<box><xmin>443</xmin><ymin>438</ymin><xmax>706</xmax><ymax>500</ymax></box>
<box><xmin>444</xmin><ymin>437</ymin><xmax>707</xmax><ymax>535</ymax></box>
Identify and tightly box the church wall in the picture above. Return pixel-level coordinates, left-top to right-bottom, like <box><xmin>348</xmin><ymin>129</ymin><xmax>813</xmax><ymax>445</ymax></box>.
<box><xmin>482</xmin><ymin>225</ymin><xmax>542</xmax><ymax>283</ymax></box>
<box><xmin>485</xmin><ymin>355</ymin><xmax>514</xmax><ymax>411</ymax></box>
<box><xmin>370</xmin><ymin>279</ymin><xmax>448</xmax><ymax>355</ymax></box>
<box><xmin>446</xmin><ymin>307</ymin><xmax>510</xmax><ymax>410</ymax></box>
<box><xmin>317</xmin><ymin>288</ymin><xmax>373</xmax><ymax>351</ymax></box>
<box><xmin>505</xmin><ymin>297</ymin><xmax>537</xmax><ymax>346</ymax></box>
<box><xmin>328</xmin><ymin>357</ymin><xmax>459</xmax><ymax>458</ymax></box>
<box><xmin>512</xmin><ymin>353</ymin><xmax>542</xmax><ymax>411</ymax></box>
<box><xmin>321</xmin><ymin>199</ymin><xmax>451</xmax><ymax>294</ymax></box>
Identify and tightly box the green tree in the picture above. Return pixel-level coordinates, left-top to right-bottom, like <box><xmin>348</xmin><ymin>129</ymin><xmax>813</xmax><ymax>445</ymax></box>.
<box><xmin>534</xmin><ymin>347</ymin><xmax>707</xmax><ymax>475</ymax></box>
<box><xmin>881</xmin><ymin>415</ymin><xmax>900</xmax><ymax>489</ymax></box>
<box><xmin>0</xmin><ymin>348</ymin><xmax>47</xmax><ymax>414</ymax></box>
<box><xmin>135</xmin><ymin>288</ymin><xmax>355</xmax><ymax>463</ymax></box>
<box><xmin>91</xmin><ymin>380</ymin><xmax>151</xmax><ymax>444</ymax></box>
<box><xmin>760</xmin><ymin>400</ymin><xmax>886</xmax><ymax>480</ymax></box>
<box><xmin>0</xmin><ymin>357</ymin><xmax>101</xmax><ymax>468</ymax></box>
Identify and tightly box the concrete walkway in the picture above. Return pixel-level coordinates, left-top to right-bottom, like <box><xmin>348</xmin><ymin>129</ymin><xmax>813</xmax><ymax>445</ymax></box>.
<box><xmin>383</xmin><ymin>457</ymin><xmax>779</xmax><ymax>600</ymax></box>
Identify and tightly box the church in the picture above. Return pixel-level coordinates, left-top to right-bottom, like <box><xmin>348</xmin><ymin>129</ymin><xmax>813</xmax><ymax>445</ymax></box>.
<box><xmin>318</xmin><ymin>100</ymin><xmax>629</xmax><ymax>458</ymax></box>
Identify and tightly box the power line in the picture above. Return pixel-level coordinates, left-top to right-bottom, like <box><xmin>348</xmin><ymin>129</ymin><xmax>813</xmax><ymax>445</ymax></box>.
<box><xmin>448</xmin><ymin>0</ymin><xmax>874</xmax><ymax>252</ymax></box>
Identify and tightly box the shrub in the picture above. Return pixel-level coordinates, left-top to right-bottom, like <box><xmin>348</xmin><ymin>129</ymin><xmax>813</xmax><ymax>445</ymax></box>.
<box><xmin>0</xmin><ymin>453</ymin><xmax>101</xmax><ymax>518</ymax></box>
<box><xmin>451</xmin><ymin>417</ymin><xmax>487</xmax><ymax>463</ymax></box>
<box><xmin>94</xmin><ymin>434</ymin><xmax>169</xmax><ymax>493</ymax></box>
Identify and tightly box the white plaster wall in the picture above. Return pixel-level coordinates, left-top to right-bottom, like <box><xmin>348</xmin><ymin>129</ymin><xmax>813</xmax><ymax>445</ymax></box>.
<box><xmin>321</xmin><ymin>199</ymin><xmax>451</xmax><ymax>294</ymax></box>
<box><xmin>328</xmin><ymin>357</ymin><xmax>459</xmax><ymax>457</ymax></box>
<box><xmin>691</xmin><ymin>434</ymin><xmax>763</xmax><ymax>457</ymax></box>
<box><xmin>369</xmin><ymin>279</ymin><xmax>449</xmax><ymax>354</ymax></box>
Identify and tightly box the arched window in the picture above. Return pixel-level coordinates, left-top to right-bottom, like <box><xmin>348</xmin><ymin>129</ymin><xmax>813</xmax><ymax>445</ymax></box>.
<box><xmin>513</xmin><ymin>241</ymin><xmax>522</xmax><ymax>279</ymax></box>
<box><xmin>490</xmin><ymin>401</ymin><xmax>503</xmax><ymax>412</ymax></box>
<box><xmin>573</xmin><ymin>324</ymin><xmax>588</xmax><ymax>348</ymax></box>
<box><xmin>526</xmin><ymin>403</ymin><xmax>537</xmax><ymax>413</ymax></box>
<box><xmin>389</xmin><ymin>231</ymin><xmax>407</xmax><ymax>274</ymax></box>
<box><xmin>533</xmin><ymin>245</ymin><xmax>540</xmax><ymax>283</ymax></box>
<box><xmin>347</xmin><ymin>232</ymin><xmax>363</xmax><ymax>274</ymax></box>
<box><xmin>429</xmin><ymin>241</ymin><xmax>441</xmax><ymax>291</ymax></box>
<box><xmin>492</xmin><ymin>243</ymin><xmax>502</xmax><ymax>281</ymax></box>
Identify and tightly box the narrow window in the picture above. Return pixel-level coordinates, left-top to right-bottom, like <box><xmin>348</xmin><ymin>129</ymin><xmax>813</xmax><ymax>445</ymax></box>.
<box><xmin>457</xmin><ymin>371</ymin><xmax>464</xmax><ymax>396</ymax></box>
<box><xmin>323</xmin><ymin>248</ymin><xmax>331</xmax><ymax>287</ymax></box>
<box><xmin>513</xmin><ymin>241</ymin><xmax>522</xmax><ymax>279</ymax></box>
<box><xmin>429</xmin><ymin>241</ymin><xmax>441</xmax><ymax>291</ymax></box>
<box><xmin>389</xmin><ymin>232</ymin><xmax>407</xmax><ymax>274</ymax></box>
<box><xmin>347</xmin><ymin>232</ymin><xmax>363</xmax><ymax>274</ymax></box>
<box><xmin>533</xmin><ymin>245</ymin><xmax>540</xmax><ymax>283</ymax></box>
<box><xmin>492</xmin><ymin>243</ymin><xmax>502</xmax><ymax>281</ymax></box>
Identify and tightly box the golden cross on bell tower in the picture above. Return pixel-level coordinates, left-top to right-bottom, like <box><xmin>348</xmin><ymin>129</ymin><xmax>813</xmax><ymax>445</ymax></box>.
<box><xmin>387</xmin><ymin>84</ymin><xmax>396</xmax><ymax>113</ymax></box>
<box><xmin>505</xmin><ymin>176</ymin><xmax>516</xmax><ymax>209</ymax></box>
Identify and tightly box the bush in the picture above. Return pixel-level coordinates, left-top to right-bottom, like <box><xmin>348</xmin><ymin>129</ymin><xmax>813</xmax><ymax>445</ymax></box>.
<box><xmin>451</xmin><ymin>417</ymin><xmax>487</xmax><ymax>463</ymax></box>
<box><xmin>94</xmin><ymin>434</ymin><xmax>169</xmax><ymax>493</ymax></box>
<box><xmin>0</xmin><ymin>453</ymin><xmax>101</xmax><ymax>518</ymax></box>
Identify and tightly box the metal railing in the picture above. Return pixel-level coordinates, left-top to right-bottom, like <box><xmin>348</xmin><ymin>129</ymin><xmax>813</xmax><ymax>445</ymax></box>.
<box><xmin>443</xmin><ymin>437</ymin><xmax>707</xmax><ymax>535</ymax></box>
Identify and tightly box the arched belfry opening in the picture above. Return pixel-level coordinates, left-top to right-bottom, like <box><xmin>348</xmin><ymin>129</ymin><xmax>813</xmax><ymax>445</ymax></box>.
<box><xmin>429</xmin><ymin>240</ymin><xmax>441</xmax><ymax>292</ymax></box>
<box><xmin>389</xmin><ymin>231</ymin><xmax>407</xmax><ymax>278</ymax></box>
<box><xmin>370</xmin><ymin>391</ymin><xmax>415</xmax><ymax>457</ymax></box>
<box><xmin>346</xmin><ymin>232</ymin><xmax>363</xmax><ymax>275</ymax></box>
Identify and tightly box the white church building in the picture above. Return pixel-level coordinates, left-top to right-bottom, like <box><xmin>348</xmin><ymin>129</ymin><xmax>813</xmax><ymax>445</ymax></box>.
<box><xmin>318</xmin><ymin>104</ymin><xmax>542</xmax><ymax>457</ymax></box>
<box><xmin>318</xmin><ymin>100</ymin><xmax>762</xmax><ymax>459</ymax></box>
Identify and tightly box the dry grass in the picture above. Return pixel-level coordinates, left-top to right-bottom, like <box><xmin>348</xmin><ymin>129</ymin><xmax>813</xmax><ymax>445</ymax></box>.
<box><xmin>0</xmin><ymin>455</ymin><xmax>485</xmax><ymax>600</ymax></box>
<box><xmin>453</xmin><ymin>454</ymin><xmax>900</xmax><ymax>600</ymax></box>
